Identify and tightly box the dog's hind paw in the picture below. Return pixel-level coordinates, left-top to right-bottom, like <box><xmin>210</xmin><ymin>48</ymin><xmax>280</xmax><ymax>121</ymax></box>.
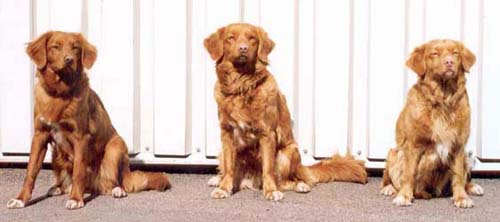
<box><xmin>207</xmin><ymin>175</ymin><xmax>221</xmax><ymax>187</ymax></box>
<box><xmin>47</xmin><ymin>186</ymin><xmax>63</xmax><ymax>196</ymax></box>
<box><xmin>111</xmin><ymin>187</ymin><xmax>127</xmax><ymax>198</ymax></box>
<box><xmin>467</xmin><ymin>183</ymin><xmax>484</xmax><ymax>196</ymax></box>
<box><xmin>295</xmin><ymin>182</ymin><xmax>311</xmax><ymax>193</ymax></box>
<box><xmin>380</xmin><ymin>185</ymin><xmax>396</xmax><ymax>196</ymax></box>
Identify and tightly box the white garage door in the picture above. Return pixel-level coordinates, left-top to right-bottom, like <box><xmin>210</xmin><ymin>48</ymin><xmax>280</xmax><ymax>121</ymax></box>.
<box><xmin>0</xmin><ymin>0</ymin><xmax>499</xmax><ymax>170</ymax></box>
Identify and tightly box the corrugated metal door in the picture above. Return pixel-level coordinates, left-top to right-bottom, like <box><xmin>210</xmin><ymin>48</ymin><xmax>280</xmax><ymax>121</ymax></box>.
<box><xmin>0</xmin><ymin>0</ymin><xmax>499</xmax><ymax>170</ymax></box>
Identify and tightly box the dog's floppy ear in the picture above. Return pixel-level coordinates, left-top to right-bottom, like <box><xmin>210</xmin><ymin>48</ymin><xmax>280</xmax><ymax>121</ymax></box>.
<box><xmin>257</xmin><ymin>27</ymin><xmax>275</xmax><ymax>65</ymax></box>
<box><xmin>459</xmin><ymin>42</ymin><xmax>476</xmax><ymax>73</ymax></box>
<box><xmin>406</xmin><ymin>44</ymin><xmax>427</xmax><ymax>76</ymax></box>
<box><xmin>78</xmin><ymin>34</ymin><xmax>97</xmax><ymax>69</ymax></box>
<box><xmin>204</xmin><ymin>27</ymin><xmax>225</xmax><ymax>62</ymax></box>
<box><xmin>26</xmin><ymin>31</ymin><xmax>53</xmax><ymax>69</ymax></box>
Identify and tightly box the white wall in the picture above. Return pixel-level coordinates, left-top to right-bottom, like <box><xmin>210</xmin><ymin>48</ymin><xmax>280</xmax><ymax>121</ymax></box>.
<box><xmin>0</xmin><ymin>0</ymin><xmax>499</xmax><ymax>170</ymax></box>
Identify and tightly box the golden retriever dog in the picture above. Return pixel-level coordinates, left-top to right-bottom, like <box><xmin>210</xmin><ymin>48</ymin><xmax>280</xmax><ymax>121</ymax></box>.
<box><xmin>381</xmin><ymin>39</ymin><xmax>484</xmax><ymax>208</ymax></box>
<box><xmin>7</xmin><ymin>31</ymin><xmax>170</xmax><ymax>210</ymax></box>
<box><xmin>204</xmin><ymin>23</ymin><xmax>367</xmax><ymax>201</ymax></box>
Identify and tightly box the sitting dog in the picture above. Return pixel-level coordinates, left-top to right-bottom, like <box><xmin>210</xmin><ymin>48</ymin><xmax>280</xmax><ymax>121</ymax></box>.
<box><xmin>381</xmin><ymin>39</ymin><xmax>484</xmax><ymax>208</ymax></box>
<box><xmin>7</xmin><ymin>31</ymin><xmax>170</xmax><ymax>210</ymax></box>
<box><xmin>204</xmin><ymin>23</ymin><xmax>367</xmax><ymax>201</ymax></box>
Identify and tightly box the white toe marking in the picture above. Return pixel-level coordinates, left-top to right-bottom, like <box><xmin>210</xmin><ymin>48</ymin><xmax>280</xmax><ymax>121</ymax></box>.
<box><xmin>6</xmin><ymin>199</ymin><xmax>25</xmax><ymax>209</ymax></box>
<box><xmin>392</xmin><ymin>195</ymin><xmax>412</xmax><ymax>206</ymax></box>
<box><xmin>240</xmin><ymin>178</ymin><xmax>256</xmax><ymax>190</ymax></box>
<box><xmin>380</xmin><ymin>185</ymin><xmax>396</xmax><ymax>196</ymax></box>
<box><xmin>207</xmin><ymin>176</ymin><xmax>221</xmax><ymax>187</ymax></box>
<box><xmin>65</xmin><ymin>199</ymin><xmax>84</xmax><ymax>210</ymax></box>
<box><xmin>270</xmin><ymin>191</ymin><xmax>284</xmax><ymax>201</ymax></box>
<box><xmin>454</xmin><ymin>197</ymin><xmax>474</xmax><ymax>208</ymax></box>
<box><xmin>469</xmin><ymin>184</ymin><xmax>484</xmax><ymax>196</ymax></box>
<box><xmin>111</xmin><ymin>187</ymin><xmax>127</xmax><ymax>198</ymax></box>
<box><xmin>233</xmin><ymin>129</ymin><xmax>246</xmax><ymax>147</ymax></box>
<box><xmin>211</xmin><ymin>188</ymin><xmax>230</xmax><ymax>199</ymax></box>
<box><xmin>295</xmin><ymin>182</ymin><xmax>311</xmax><ymax>193</ymax></box>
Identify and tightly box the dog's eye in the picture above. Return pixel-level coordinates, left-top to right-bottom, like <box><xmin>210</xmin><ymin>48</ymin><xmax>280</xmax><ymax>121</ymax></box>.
<box><xmin>72</xmin><ymin>46</ymin><xmax>80</xmax><ymax>51</ymax></box>
<box><xmin>51</xmin><ymin>45</ymin><xmax>60</xmax><ymax>50</ymax></box>
<box><xmin>227</xmin><ymin>36</ymin><xmax>235</xmax><ymax>41</ymax></box>
<box><xmin>453</xmin><ymin>51</ymin><xmax>460</xmax><ymax>56</ymax></box>
<box><xmin>249</xmin><ymin>37</ymin><xmax>257</xmax><ymax>43</ymax></box>
<box><xmin>430</xmin><ymin>52</ymin><xmax>439</xmax><ymax>57</ymax></box>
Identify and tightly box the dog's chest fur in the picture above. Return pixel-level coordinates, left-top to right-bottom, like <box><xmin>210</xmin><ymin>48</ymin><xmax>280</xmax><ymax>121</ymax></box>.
<box><xmin>221</xmin><ymin>92</ymin><xmax>265</xmax><ymax>148</ymax></box>
<box><xmin>35</xmin><ymin>84</ymin><xmax>73</xmax><ymax>121</ymax></box>
<box><xmin>427</xmin><ymin>101</ymin><xmax>467</xmax><ymax>164</ymax></box>
<box><xmin>216</xmin><ymin>79</ymin><xmax>274</xmax><ymax>149</ymax></box>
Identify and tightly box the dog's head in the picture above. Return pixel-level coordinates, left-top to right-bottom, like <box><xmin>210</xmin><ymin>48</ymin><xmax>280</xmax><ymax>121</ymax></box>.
<box><xmin>204</xmin><ymin>23</ymin><xmax>274</xmax><ymax>70</ymax></box>
<box><xmin>406</xmin><ymin>39</ymin><xmax>476</xmax><ymax>80</ymax></box>
<box><xmin>27</xmin><ymin>31</ymin><xmax>97</xmax><ymax>92</ymax></box>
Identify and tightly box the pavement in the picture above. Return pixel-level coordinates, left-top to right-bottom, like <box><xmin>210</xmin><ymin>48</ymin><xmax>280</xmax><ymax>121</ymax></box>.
<box><xmin>1</xmin><ymin>168</ymin><xmax>499</xmax><ymax>222</ymax></box>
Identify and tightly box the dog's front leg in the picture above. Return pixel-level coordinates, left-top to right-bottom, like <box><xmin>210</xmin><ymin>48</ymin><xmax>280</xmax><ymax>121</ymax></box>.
<box><xmin>393</xmin><ymin>145</ymin><xmax>422</xmax><ymax>206</ymax></box>
<box><xmin>7</xmin><ymin>131</ymin><xmax>50</xmax><ymax>209</ymax></box>
<box><xmin>260</xmin><ymin>132</ymin><xmax>283</xmax><ymax>201</ymax></box>
<box><xmin>211</xmin><ymin>131</ymin><xmax>235</xmax><ymax>199</ymax></box>
<box><xmin>451</xmin><ymin>149</ymin><xmax>474</xmax><ymax>208</ymax></box>
<box><xmin>65</xmin><ymin>134</ymin><xmax>90</xmax><ymax>210</ymax></box>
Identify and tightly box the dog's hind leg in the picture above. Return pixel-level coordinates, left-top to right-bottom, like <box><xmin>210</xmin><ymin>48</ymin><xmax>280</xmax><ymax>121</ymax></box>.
<box><xmin>100</xmin><ymin>136</ymin><xmax>171</xmax><ymax>194</ymax></box>
<box><xmin>277</xmin><ymin>144</ymin><xmax>312</xmax><ymax>193</ymax></box>
<box><xmin>97</xmin><ymin>136</ymin><xmax>129</xmax><ymax>198</ymax></box>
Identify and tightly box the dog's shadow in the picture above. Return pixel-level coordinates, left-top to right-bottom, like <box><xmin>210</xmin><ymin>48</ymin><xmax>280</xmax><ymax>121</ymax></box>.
<box><xmin>25</xmin><ymin>188</ymin><xmax>98</xmax><ymax>208</ymax></box>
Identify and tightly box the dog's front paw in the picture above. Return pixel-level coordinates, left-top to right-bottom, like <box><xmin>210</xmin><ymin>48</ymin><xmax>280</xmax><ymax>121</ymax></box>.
<box><xmin>65</xmin><ymin>199</ymin><xmax>84</xmax><ymax>210</ymax></box>
<box><xmin>468</xmin><ymin>184</ymin><xmax>484</xmax><ymax>196</ymax></box>
<box><xmin>211</xmin><ymin>188</ymin><xmax>231</xmax><ymax>199</ymax></box>
<box><xmin>454</xmin><ymin>196</ymin><xmax>474</xmax><ymax>208</ymax></box>
<box><xmin>380</xmin><ymin>185</ymin><xmax>396</xmax><ymax>196</ymax></box>
<box><xmin>111</xmin><ymin>187</ymin><xmax>127</xmax><ymax>198</ymax></box>
<box><xmin>295</xmin><ymin>182</ymin><xmax>311</xmax><ymax>193</ymax></box>
<box><xmin>392</xmin><ymin>194</ymin><xmax>412</xmax><ymax>206</ymax></box>
<box><xmin>6</xmin><ymin>199</ymin><xmax>25</xmax><ymax>209</ymax></box>
<box><xmin>265</xmin><ymin>190</ymin><xmax>284</xmax><ymax>201</ymax></box>
<box><xmin>207</xmin><ymin>176</ymin><xmax>221</xmax><ymax>187</ymax></box>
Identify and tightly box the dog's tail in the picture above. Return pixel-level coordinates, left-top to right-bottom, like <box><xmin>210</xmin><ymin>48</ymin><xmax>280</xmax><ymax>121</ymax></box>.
<box><xmin>122</xmin><ymin>169</ymin><xmax>171</xmax><ymax>193</ymax></box>
<box><xmin>298</xmin><ymin>154</ymin><xmax>367</xmax><ymax>185</ymax></box>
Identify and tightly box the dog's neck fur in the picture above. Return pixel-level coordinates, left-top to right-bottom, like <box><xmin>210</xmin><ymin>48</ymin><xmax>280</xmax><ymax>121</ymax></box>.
<box><xmin>216</xmin><ymin>61</ymin><xmax>268</xmax><ymax>96</ymax></box>
<box><xmin>418</xmin><ymin>70</ymin><xmax>467</xmax><ymax>107</ymax></box>
<box><xmin>38</xmin><ymin>67</ymin><xmax>89</xmax><ymax>98</ymax></box>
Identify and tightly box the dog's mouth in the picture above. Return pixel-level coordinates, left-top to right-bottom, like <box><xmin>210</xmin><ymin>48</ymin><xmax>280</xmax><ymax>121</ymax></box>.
<box><xmin>54</xmin><ymin>65</ymin><xmax>81</xmax><ymax>86</ymax></box>
<box><xmin>235</xmin><ymin>55</ymin><xmax>248</xmax><ymax>64</ymax></box>
<box><xmin>441</xmin><ymin>69</ymin><xmax>456</xmax><ymax>78</ymax></box>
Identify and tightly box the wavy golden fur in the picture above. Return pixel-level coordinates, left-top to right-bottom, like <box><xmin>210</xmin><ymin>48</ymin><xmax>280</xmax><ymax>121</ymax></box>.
<box><xmin>204</xmin><ymin>23</ymin><xmax>367</xmax><ymax>201</ymax></box>
<box><xmin>381</xmin><ymin>39</ymin><xmax>484</xmax><ymax>208</ymax></box>
<box><xmin>7</xmin><ymin>31</ymin><xmax>170</xmax><ymax>210</ymax></box>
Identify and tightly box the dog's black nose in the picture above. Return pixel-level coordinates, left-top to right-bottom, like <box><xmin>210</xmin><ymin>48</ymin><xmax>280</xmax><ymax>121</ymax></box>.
<box><xmin>64</xmin><ymin>56</ymin><xmax>74</xmax><ymax>65</ymax></box>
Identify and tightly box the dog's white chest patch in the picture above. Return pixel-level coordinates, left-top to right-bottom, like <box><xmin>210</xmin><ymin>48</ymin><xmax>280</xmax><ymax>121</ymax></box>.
<box><xmin>232</xmin><ymin>121</ymin><xmax>257</xmax><ymax>148</ymax></box>
<box><xmin>436</xmin><ymin>143</ymin><xmax>450</xmax><ymax>163</ymax></box>
<box><xmin>233</xmin><ymin>128</ymin><xmax>246</xmax><ymax>147</ymax></box>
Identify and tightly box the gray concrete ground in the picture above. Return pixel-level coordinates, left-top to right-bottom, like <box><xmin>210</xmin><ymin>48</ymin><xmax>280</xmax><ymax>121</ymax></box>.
<box><xmin>1</xmin><ymin>168</ymin><xmax>499</xmax><ymax>222</ymax></box>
